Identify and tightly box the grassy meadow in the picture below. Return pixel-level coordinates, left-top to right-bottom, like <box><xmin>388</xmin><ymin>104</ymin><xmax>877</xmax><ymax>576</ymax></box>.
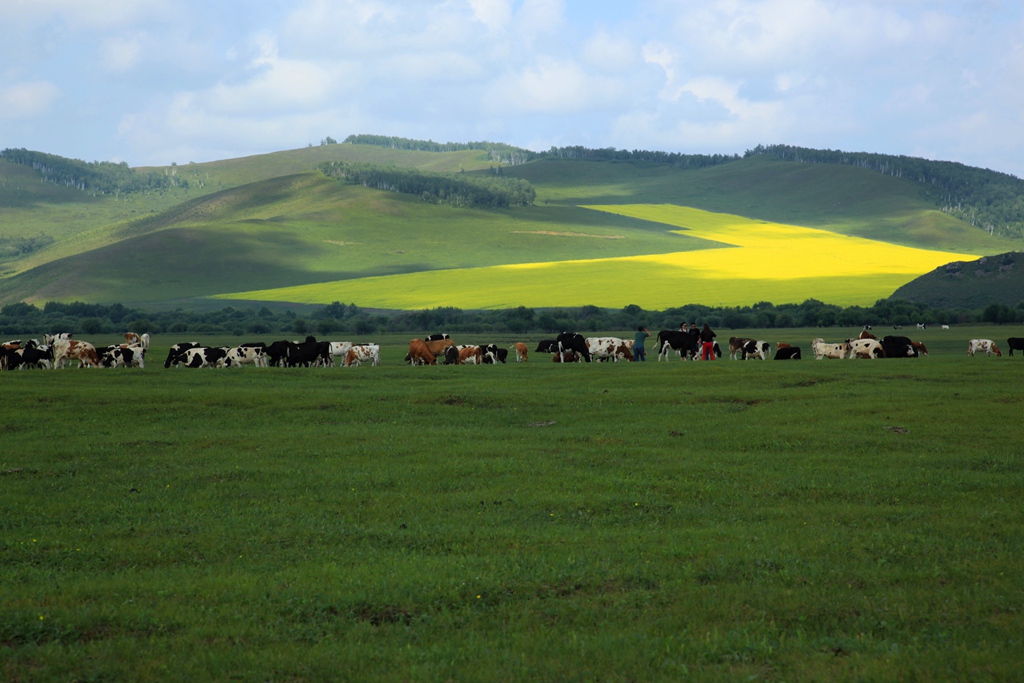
<box><xmin>218</xmin><ymin>205</ymin><xmax>976</xmax><ymax>309</ymax></box>
<box><xmin>2</xmin><ymin>326</ymin><xmax>1022</xmax><ymax>681</ymax></box>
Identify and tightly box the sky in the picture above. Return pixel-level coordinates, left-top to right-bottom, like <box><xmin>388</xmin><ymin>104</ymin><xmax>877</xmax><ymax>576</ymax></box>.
<box><xmin>2</xmin><ymin>0</ymin><xmax>1023</xmax><ymax>176</ymax></box>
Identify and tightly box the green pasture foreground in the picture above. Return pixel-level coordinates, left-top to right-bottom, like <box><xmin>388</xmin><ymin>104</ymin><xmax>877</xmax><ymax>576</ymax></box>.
<box><xmin>1</xmin><ymin>343</ymin><xmax>1022</xmax><ymax>681</ymax></box>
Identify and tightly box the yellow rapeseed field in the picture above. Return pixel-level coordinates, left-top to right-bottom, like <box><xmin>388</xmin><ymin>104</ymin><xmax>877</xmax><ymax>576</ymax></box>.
<box><xmin>217</xmin><ymin>205</ymin><xmax>976</xmax><ymax>309</ymax></box>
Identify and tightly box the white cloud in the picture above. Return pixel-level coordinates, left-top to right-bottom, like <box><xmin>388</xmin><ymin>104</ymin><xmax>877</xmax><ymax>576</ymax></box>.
<box><xmin>469</xmin><ymin>0</ymin><xmax>514</xmax><ymax>32</ymax></box>
<box><xmin>100</xmin><ymin>34</ymin><xmax>144</xmax><ymax>72</ymax></box>
<box><xmin>0</xmin><ymin>81</ymin><xmax>61</xmax><ymax>119</ymax></box>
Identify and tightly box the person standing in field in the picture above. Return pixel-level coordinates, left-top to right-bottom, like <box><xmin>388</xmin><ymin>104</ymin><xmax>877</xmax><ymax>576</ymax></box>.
<box><xmin>700</xmin><ymin>323</ymin><xmax>717</xmax><ymax>361</ymax></box>
<box><xmin>633</xmin><ymin>326</ymin><xmax>650</xmax><ymax>362</ymax></box>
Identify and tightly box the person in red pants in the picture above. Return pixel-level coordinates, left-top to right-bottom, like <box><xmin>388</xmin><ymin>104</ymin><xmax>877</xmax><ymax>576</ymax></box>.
<box><xmin>700</xmin><ymin>323</ymin><xmax>717</xmax><ymax>360</ymax></box>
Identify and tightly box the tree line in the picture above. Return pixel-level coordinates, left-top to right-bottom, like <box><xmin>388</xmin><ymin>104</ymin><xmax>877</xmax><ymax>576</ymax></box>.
<box><xmin>545</xmin><ymin>145</ymin><xmax>742</xmax><ymax>168</ymax></box>
<box><xmin>342</xmin><ymin>135</ymin><xmax>537</xmax><ymax>165</ymax></box>
<box><xmin>744</xmin><ymin>144</ymin><xmax>1024</xmax><ymax>239</ymax></box>
<box><xmin>3</xmin><ymin>298</ymin><xmax>1022</xmax><ymax>338</ymax></box>
<box><xmin>0</xmin><ymin>148</ymin><xmax>176</xmax><ymax>197</ymax></box>
<box><xmin>319</xmin><ymin>161</ymin><xmax>536</xmax><ymax>208</ymax></box>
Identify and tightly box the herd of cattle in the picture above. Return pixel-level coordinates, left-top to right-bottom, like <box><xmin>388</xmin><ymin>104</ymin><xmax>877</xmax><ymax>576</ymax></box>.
<box><xmin>3</xmin><ymin>329</ymin><xmax>1023</xmax><ymax>371</ymax></box>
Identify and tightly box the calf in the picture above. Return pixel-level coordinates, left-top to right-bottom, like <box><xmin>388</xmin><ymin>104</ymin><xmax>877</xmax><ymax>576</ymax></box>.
<box><xmin>512</xmin><ymin>342</ymin><xmax>529</xmax><ymax>362</ymax></box>
<box><xmin>729</xmin><ymin>337</ymin><xmax>755</xmax><ymax>360</ymax></box>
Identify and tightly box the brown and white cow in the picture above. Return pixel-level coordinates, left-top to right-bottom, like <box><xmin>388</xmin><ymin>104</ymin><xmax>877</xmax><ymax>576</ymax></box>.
<box><xmin>585</xmin><ymin>337</ymin><xmax>634</xmax><ymax>362</ymax></box>
<box><xmin>52</xmin><ymin>339</ymin><xmax>101</xmax><ymax>368</ymax></box>
<box><xmin>968</xmin><ymin>339</ymin><xmax>1001</xmax><ymax>357</ymax></box>
<box><xmin>344</xmin><ymin>344</ymin><xmax>380</xmax><ymax>367</ymax></box>
<box><xmin>512</xmin><ymin>342</ymin><xmax>529</xmax><ymax>362</ymax></box>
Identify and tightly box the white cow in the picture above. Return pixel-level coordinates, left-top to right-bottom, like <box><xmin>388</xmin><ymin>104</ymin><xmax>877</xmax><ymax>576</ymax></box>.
<box><xmin>811</xmin><ymin>338</ymin><xmax>851</xmax><ymax>360</ymax></box>
<box><xmin>848</xmin><ymin>338</ymin><xmax>885</xmax><ymax>359</ymax></box>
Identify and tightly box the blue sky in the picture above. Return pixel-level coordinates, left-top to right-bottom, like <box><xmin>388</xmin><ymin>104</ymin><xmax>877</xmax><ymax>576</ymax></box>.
<box><xmin>2</xmin><ymin>0</ymin><xmax>1022</xmax><ymax>176</ymax></box>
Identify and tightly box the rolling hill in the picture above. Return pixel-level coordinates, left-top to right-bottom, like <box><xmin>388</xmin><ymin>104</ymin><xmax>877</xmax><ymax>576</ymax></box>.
<box><xmin>1</xmin><ymin>141</ymin><xmax>1020</xmax><ymax>310</ymax></box>
<box><xmin>890</xmin><ymin>252</ymin><xmax>1024</xmax><ymax>309</ymax></box>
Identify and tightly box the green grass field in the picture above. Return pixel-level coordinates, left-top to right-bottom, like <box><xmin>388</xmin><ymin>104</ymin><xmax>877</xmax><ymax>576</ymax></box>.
<box><xmin>2</xmin><ymin>326</ymin><xmax>1021</xmax><ymax>681</ymax></box>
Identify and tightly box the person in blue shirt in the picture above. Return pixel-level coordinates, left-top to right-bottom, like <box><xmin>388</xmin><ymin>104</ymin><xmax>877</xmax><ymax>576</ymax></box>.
<box><xmin>633</xmin><ymin>326</ymin><xmax>650</xmax><ymax>361</ymax></box>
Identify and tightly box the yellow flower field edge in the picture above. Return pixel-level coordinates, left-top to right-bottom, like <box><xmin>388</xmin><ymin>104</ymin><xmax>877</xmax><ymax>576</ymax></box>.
<box><xmin>214</xmin><ymin>205</ymin><xmax>977</xmax><ymax>309</ymax></box>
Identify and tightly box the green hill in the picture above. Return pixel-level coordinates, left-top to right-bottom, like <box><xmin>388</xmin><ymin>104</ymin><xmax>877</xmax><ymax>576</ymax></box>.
<box><xmin>890</xmin><ymin>252</ymin><xmax>1024</xmax><ymax>309</ymax></box>
<box><xmin>1</xmin><ymin>141</ymin><xmax>1021</xmax><ymax>309</ymax></box>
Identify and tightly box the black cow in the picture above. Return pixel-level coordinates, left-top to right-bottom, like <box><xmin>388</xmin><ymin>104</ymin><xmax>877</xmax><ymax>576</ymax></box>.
<box><xmin>773</xmin><ymin>346</ymin><xmax>802</xmax><ymax>360</ymax></box>
<box><xmin>535</xmin><ymin>339</ymin><xmax>559</xmax><ymax>353</ymax></box>
<box><xmin>882</xmin><ymin>335</ymin><xmax>917</xmax><ymax>358</ymax></box>
<box><xmin>1007</xmin><ymin>338</ymin><xmax>1024</xmax><ymax>356</ymax></box>
<box><xmin>442</xmin><ymin>346</ymin><xmax>460</xmax><ymax>365</ymax></box>
<box><xmin>263</xmin><ymin>340</ymin><xmax>294</xmax><ymax>367</ymax></box>
<box><xmin>287</xmin><ymin>336</ymin><xmax>331</xmax><ymax>367</ymax></box>
<box><xmin>655</xmin><ymin>329</ymin><xmax>699</xmax><ymax>361</ymax></box>
<box><xmin>425</xmin><ymin>333</ymin><xmax>450</xmax><ymax>342</ymax></box>
<box><xmin>164</xmin><ymin>341</ymin><xmax>201</xmax><ymax>368</ymax></box>
<box><xmin>556</xmin><ymin>332</ymin><xmax>591</xmax><ymax>362</ymax></box>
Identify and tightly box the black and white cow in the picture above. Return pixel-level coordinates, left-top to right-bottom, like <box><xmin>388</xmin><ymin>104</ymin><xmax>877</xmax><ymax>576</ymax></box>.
<box><xmin>742</xmin><ymin>340</ymin><xmax>771</xmax><ymax>360</ymax></box>
<box><xmin>655</xmin><ymin>329</ymin><xmax>699</xmax><ymax>361</ymax></box>
<box><xmin>556</xmin><ymin>332</ymin><xmax>591</xmax><ymax>363</ymax></box>
<box><xmin>882</xmin><ymin>335</ymin><xmax>917</xmax><ymax>359</ymax></box>
<box><xmin>164</xmin><ymin>342</ymin><xmax>201</xmax><ymax>368</ymax></box>
<box><xmin>535</xmin><ymin>339</ymin><xmax>560</xmax><ymax>353</ymax></box>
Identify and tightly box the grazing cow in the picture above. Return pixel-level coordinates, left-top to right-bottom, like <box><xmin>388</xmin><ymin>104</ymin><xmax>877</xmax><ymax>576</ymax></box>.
<box><xmin>742</xmin><ymin>340</ymin><xmax>770</xmax><ymax>360</ymax></box>
<box><xmin>586</xmin><ymin>337</ymin><xmax>634</xmax><ymax>362</ymax></box>
<box><xmin>424</xmin><ymin>337</ymin><xmax>455</xmax><ymax>358</ymax></box>
<box><xmin>220</xmin><ymin>346</ymin><xmax>268</xmax><ymax>368</ymax></box>
<box><xmin>172</xmin><ymin>346</ymin><xmax>227</xmax><ymax>368</ymax></box>
<box><xmin>881</xmin><ymin>335</ymin><xmax>917</xmax><ymax>359</ymax></box>
<box><xmin>458</xmin><ymin>345</ymin><xmax>484</xmax><ymax>364</ymax></box>
<box><xmin>848</xmin><ymin>338</ymin><xmax>886</xmax><ymax>359</ymax></box>
<box><xmin>535</xmin><ymin>339</ymin><xmax>559</xmax><ymax>353</ymax></box>
<box><xmin>164</xmin><ymin>342</ymin><xmax>201</xmax><ymax>368</ymax></box>
<box><xmin>968</xmin><ymin>339</ymin><xmax>1001</xmax><ymax>357</ymax></box>
<box><xmin>941</xmin><ymin>325</ymin><xmax>950</xmax><ymax>330</ymax></box>
<box><xmin>512</xmin><ymin>342</ymin><xmax>529</xmax><ymax>362</ymax></box>
<box><xmin>263</xmin><ymin>340</ymin><xmax>295</xmax><ymax>367</ymax></box>
<box><xmin>911</xmin><ymin>341</ymin><xmax>929</xmax><ymax>357</ymax></box>
<box><xmin>101</xmin><ymin>345</ymin><xmax>146</xmax><ymax>368</ymax></box>
<box><xmin>481</xmin><ymin>346</ymin><xmax>508</xmax><ymax>364</ymax></box>
<box><xmin>729</xmin><ymin>337</ymin><xmax>755</xmax><ymax>360</ymax></box>
<box><xmin>10</xmin><ymin>344</ymin><xmax>54</xmax><ymax>370</ymax></box>
<box><xmin>287</xmin><ymin>336</ymin><xmax>332</xmax><ymax>367</ymax></box>
<box><xmin>344</xmin><ymin>344</ymin><xmax>380</xmax><ymax>367</ymax></box>
<box><xmin>811</xmin><ymin>338</ymin><xmax>851</xmax><ymax>360</ymax></box>
<box><xmin>52</xmin><ymin>339</ymin><xmax>101</xmax><ymax>368</ymax></box>
<box><xmin>773</xmin><ymin>346</ymin><xmax>802</xmax><ymax>360</ymax></box>
<box><xmin>556</xmin><ymin>332</ymin><xmax>591</xmax><ymax>362</ymax></box>
<box><xmin>1007</xmin><ymin>338</ymin><xmax>1024</xmax><ymax>356</ymax></box>
<box><xmin>916</xmin><ymin>323</ymin><xmax>927</xmax><ymax>330</ymax></box>
<box><xmin>408</xmin><ymin>339</ymin><xmax>437</xmax><ymax>365</ymax></box>
<box><xmin>552</xmin><ymin>351</ymin><xmax>580</xmax><ymax>363</ymax></box>
<box><xmin>329</xmin><ymin>341</ymin><xmax>353</xmax><ymax>365</ymax></box>
<box><xmin>655</xmin><ymin>329</ymin><xmax>699</xmax><ymax>361</ymax></box>
<box><xmin>442</xmin><ymin>345</ymin><xmax>460</xmax><ymax>365</ymax></box>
